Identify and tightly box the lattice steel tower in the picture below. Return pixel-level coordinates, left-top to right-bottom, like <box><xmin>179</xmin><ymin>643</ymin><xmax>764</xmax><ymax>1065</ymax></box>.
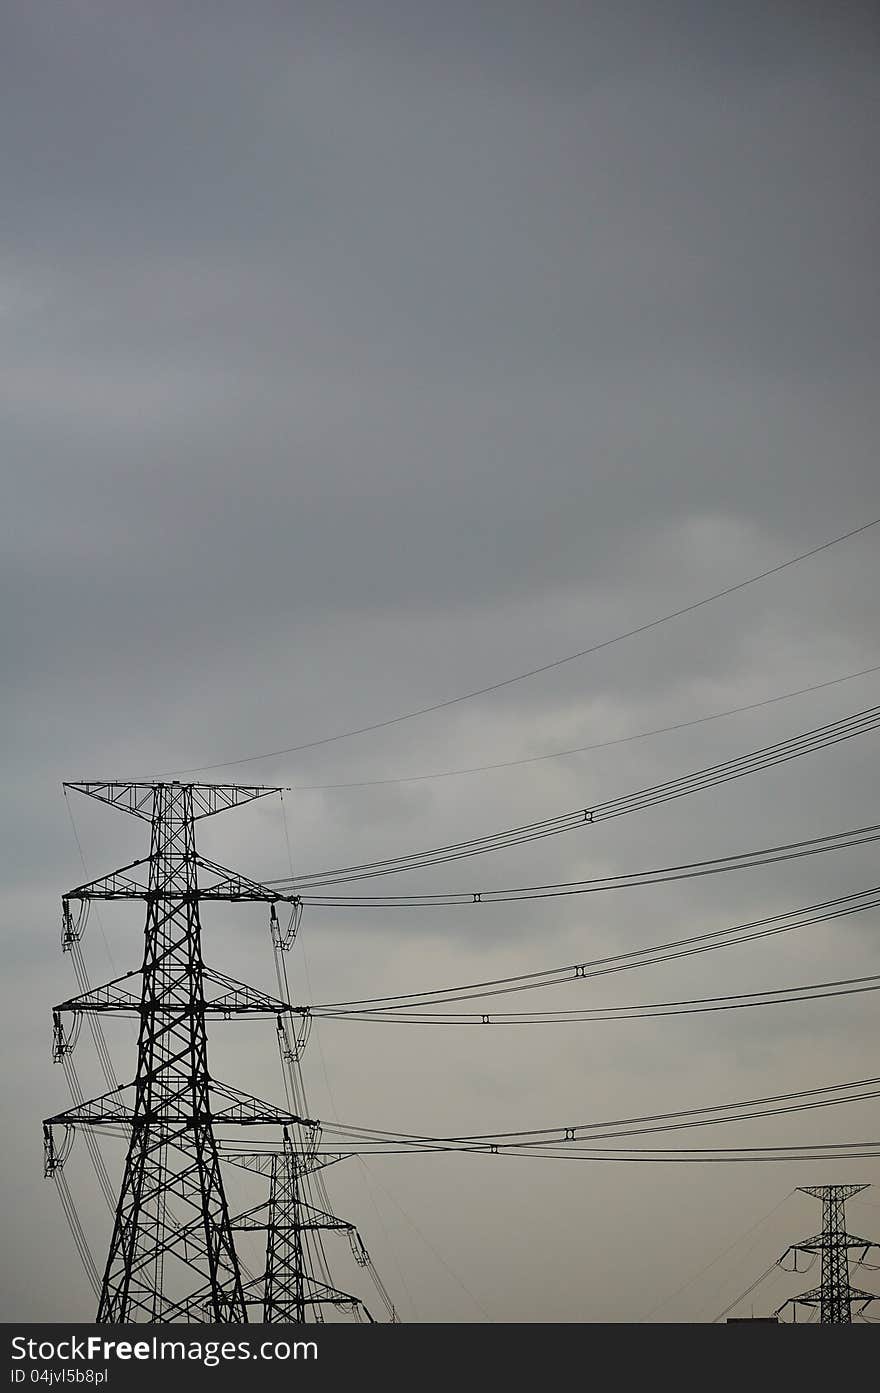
<box><xmin>43</xmin><ymin>781</ymin><xmax>388</xmax><ymax>1323</ymax></box>
<box><xmin>776</xmin><ymin>1185</ymin><xmax>879</xmax><ymax>1323</ymax></box>
<box><xmin>216</xmin><ymin>1133</ymin><xmax>383</xmax><ymax>1322</ymax></box>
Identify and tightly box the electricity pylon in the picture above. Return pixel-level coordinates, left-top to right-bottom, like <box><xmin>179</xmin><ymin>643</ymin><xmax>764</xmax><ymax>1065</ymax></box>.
<box><xmin>216</xmin><ymin>1134</ymin><xmax>381</xmax><ymax>1322</ymax></box>
<box><xmin>776</xmin><ymin>1185</ymin><xmax>879</xmax><ymax>1323</ymax></box>
<box><xmin>43</xmin><ymin>780</ymin><xmax>370</xmax><ymax>1323</ymax></box>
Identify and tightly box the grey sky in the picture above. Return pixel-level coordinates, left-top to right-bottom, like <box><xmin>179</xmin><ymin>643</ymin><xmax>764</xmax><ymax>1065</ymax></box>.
<box><xmin>2</xmin><ymin>1</ymin><xmax>879</xmax><ymax>1321</ymax></box>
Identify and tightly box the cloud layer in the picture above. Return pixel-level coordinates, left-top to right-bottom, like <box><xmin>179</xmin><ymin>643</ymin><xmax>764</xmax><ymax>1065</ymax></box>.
<box><xmin>2</xmin><ymin>1</ymin><xmax>879</xmax><ymax>1321</ymax></box>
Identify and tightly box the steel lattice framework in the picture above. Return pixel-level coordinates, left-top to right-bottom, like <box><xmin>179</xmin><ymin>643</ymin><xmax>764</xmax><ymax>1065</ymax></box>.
<box><xmin>776</xmin><ymin>1185</ymin><xmax>879</xmax><ymax>1323</ymax></box>
<box><xmin>43</xmin><ymin>781</ymin><xmax>383</xmax><ymax>1323</ymax></box>
<box><xmin>231</xmin><ymin>1135</ymin><xmax>370</xmax><ymax>1322</ymax></box>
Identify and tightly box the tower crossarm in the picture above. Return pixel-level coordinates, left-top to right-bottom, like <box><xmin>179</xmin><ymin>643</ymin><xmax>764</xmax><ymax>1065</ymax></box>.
<box><xmin>799</xmin><ymin>1184</ymin><xmax>868</xmax><ymax>1202</ymax></box>
<box><xmin>196</xmin><ymin>856</ymin><xmax>300</xmax><ymax>904</ymax></box>
<box><xmin>65</xmin><ymin>859</ymin><xmax>152</xmax><ymax>901</ymax></box>
<box><xmin>234</xmin><ymin>1203</ymin><xmax>355</xmax><ymax>1236</ymax></box>
<box><xmin>777</xmin><ymin>1288</ymin><xmax>879</xmax><ymax>1314</ymax></box>
<box><xmin>55</xmin><ymin>973</ymin><xmax>142</xmax><ymax>1015</ymax></box>
<box><xmin>789</xmin><ymin>1232</ymin><xmax>878</xmax><ymax>1253</ymax></box>
<box><xmin>44</xmin><ymin>1081</ymin><xmax>318</xmax><ymax>1134</ymax></box>
<box><xmin>53</xmin><ymin>967</ymin><xmax>306</xmax><ymax>1020</ymax></box>
<box><xmin>231</xmin><ymin>1211</ymin><xmax>352</xmax><ymax>1235</ymax></box>
<box><xmin>202</xmin><ymin>970</ymin><xmax>306</xmax><ymax>1016</ymax></box>
<box><xmin>220</xmin><ymin>1150</ymin><xmax>347</xmax><ymax>1178</ymax></box>
<box><xmin>64</xmin><ymin>782</ymin><xmax>286</xmax><ymax>822</ymax></box>
<box><xmin>208</xmin><ymin>1081</ymin><xmax>320</xmax><ymax>1130</ymax></box>
<box><xmin>64</xmin><ymin>855</ymin><xmax>300</xmax><ymax>906</ymax></box>
<box><xmin>46</xmin><ymin>1087</ymin><xmax>134</xmax><ymax>1129</ymax></box>
<box><xmin>161</xmin><ymin>1270</ymin><xmax>371</xmax><ymax>1323</ymax></box>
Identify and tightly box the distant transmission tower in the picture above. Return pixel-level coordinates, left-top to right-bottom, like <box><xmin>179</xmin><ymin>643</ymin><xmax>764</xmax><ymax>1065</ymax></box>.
<box><xmin>43</xmin><ymin>781</ymin><xmax>389</xmax><ymax>1323</ymax></box>
<box><xmin>776</xmin><ymin>1185</ymin><xmax>879</xmax><ymax>1323</ymax></box>
<box><xmin>217</xmin><ymin>1133</ymin><xmax>385</xmax><ymax>1322</ymax></box>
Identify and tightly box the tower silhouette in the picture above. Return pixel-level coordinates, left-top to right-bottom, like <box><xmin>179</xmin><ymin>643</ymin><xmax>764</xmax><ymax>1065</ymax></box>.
<box><xmin>44</xmin><ymin>781</ymin><xmax>390</xmax><ymax>1322</ymax></box>
<box><xmin>776</xmin><ymin>1185</ymin><xmax>878</xmax><ymax>1323</ymax></box>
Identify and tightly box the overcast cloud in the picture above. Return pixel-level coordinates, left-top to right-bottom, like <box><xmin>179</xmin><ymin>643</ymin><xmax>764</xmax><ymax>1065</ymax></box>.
<box><xmin>2</xmin><ymin>1</ymin><xmax>879</xmax><ymax>1322</ymax></box>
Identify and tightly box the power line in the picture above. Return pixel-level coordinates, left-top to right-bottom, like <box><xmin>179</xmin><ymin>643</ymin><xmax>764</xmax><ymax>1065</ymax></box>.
<box><xmin>310</xmin><ymin>1069</ymin><xmax>880</xmax><ymax>1158</ymax></box>
<box><xmin>166</xmin><ymin>515</ymin><xmax>880</xmax><ymax>776</ymax></box>
<box><xmin>713</xmin><ymin>1259</ymin><xmax>783</xmax><ymax>1323</ymax></box>
<box><xmin>340</xmin><ymin>1075</ymin><xmax>880</xmax><ymax>1144</ymax></box>
<box><xmin>309</xmin><ymin>886</ymin><xmax>880</xmax><ymax>1009</ymax></box>
<box><xmin>279</xmin><ymin>703</ymin><xmax>880</xmax><ymax>888</ymax></box>
<box><xmin>298</xmin><ymin>820</ymin><xmax>880</xmax><ymax>908</ymax></box>
<box><xmin>643</xmin><ymin>1190</ymin><xmax>796</xmax><ymax>1321</ymax></box>
<box><xmin>292</xmin><ymin>1144</ymin><xmax>880</xmax><ymax>1165</ymax></box>
<box><xmin>497</xmin><ymin>1147</ymin><xmax>880</xmax><ymax>1166</ymax></box>
<box><xmin>314</xmin><ymin>1073</ymin><xmax>880</xmax><ymax>1153</ymax></box>
<box><xmin>81</xmin><ymin>1118</ymin><xmax>880</xmax><ymax>1165</ymax></box>
<box><xmin>310</xmin><ymin>971</ymin><xmax>880</xmax><ymax>1026</ymax></box>
<box><xmin>54</xmin><ymin>1170</ymin><xmax>101</xmax><ymax>1299</ymax></box>
<box><xmin>290</xmin><ymin>664</ymin><xmax>880</xmax><ymax>791</ymax></box>
<box><xmin>63</xmin><ymin>889</ymin><xmax>880</xmax><ymax>1019</ymax></box>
